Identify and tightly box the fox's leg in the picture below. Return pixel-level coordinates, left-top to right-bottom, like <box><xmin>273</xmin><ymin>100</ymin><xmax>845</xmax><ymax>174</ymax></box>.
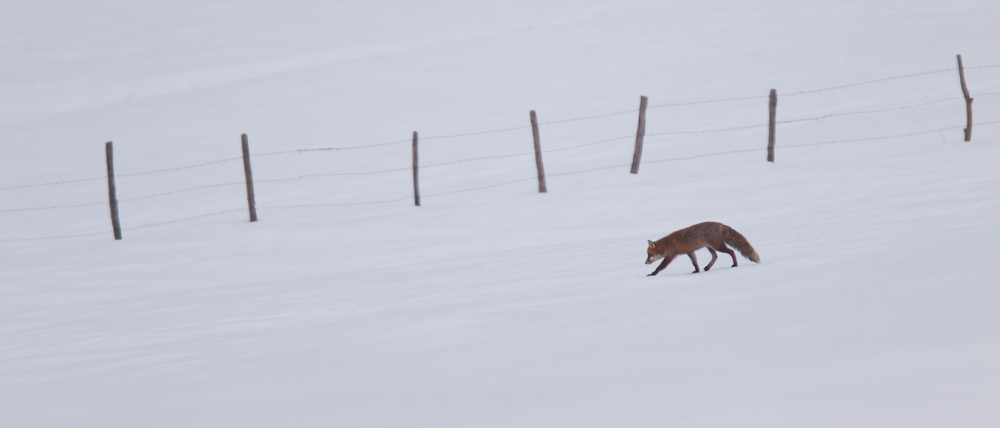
<box><xmin>647</xmin><ymin>255</ymin><xmax>676</xmax><ymax>276</ymax></box>
<box><xmin>717</xmin><ymin>243</ymin><xmax>738</xmax><ymax>267</ymax></box>
<box><xmin>687</xmin><ymin>251</ymin><xmax>700</xmax><ymax>273</ymax></box>
<box><xmin>704</xmin><ymin>247</ymin><xmax>718</xmax><ymax>271</ymax></box>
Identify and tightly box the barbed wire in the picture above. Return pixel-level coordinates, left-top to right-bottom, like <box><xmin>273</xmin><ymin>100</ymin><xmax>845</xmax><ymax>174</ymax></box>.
<box><xmin>117</xmin><ymin>157</ymin><xmax>243</xmax><ymax>178</ymax></box>
<box><xmin>5</xmin><ymin>118</ymin><xmax>997</xmax><ymax>239</ymax></box>
<box><xmin>433</xmin><ymin>152</ymin><xmax>533</xmax><ymax>166</ymax></box>
<box><xmin>540</xmin><ymin>109</ymin><xmax>639</xmax><ymax>125</ymax></box>
<box><xmin>783</xmin><ymin>68</ymin><xmax>956</xmax><ymax>97</ymax></box>
<box><xmin>259</xmin><ymin>196</ymin><xmax>411</xmax><ymax>209</ymax></box>
<box><xmin>421</xmin><ymin>125</ymin><xmax>531</xmax><ymax>141</ymax></box>
<box><xmin>0</xmin><ymin>182</ymin><xmax>246</xmax><ymax>214</ymax></box>
<box><xmin>648</xmin><ymin>95</ymin><xmax>766</xmax><ymax>109</ymax></box>
<box><xmin>0</xmin><ymin>176</ymin><xmax>105</xmax><ymax>191</ymax></box>
<box><xmin>251</xmin><ymin>135</ymin><xmax>637</xmax><ymax>185</ymax></box>
<box><xmin>780</xmin><ymin>126</ymin><xmax>963</xmax><ymax>149</ymax></box>
<box><xmin>418</xmin><ymin>108</ymin><xmax>640</xmax><ymax>140</ymax></box>
<box><xmin>643</xmin><ymin>95</ymin><xmax>971</xmax><ymax>139</ymax></box>
<box><xmin>256</xmin><ymin>168</ymin><xmax>410</xmax><ymax>184</ymax></box>
<box><xmin>422</xmin><ymin>177</ymin><xmax>538</xmax><ymax>198</ymax></box>
<box><xmin>646</xmin><ymin>124</ymin><xmax>764</xmax><ymax>138</ymax></box>
<box><xmin>779</xmin><ymin>96</ymin><xmax>964</xmax><ymax>124</ymax></box>
<box><xmin>166</xmin><ymin>119</ymin><xmax>1000</xmax><ymax>211</ymax></box>
<box><xmin>118</xmin><ymin>182</ymin><xmax>245</xmax><ymax>202</ymax></box>
<box><xmin>5</xmin><ymin>63</ymin><xmax>999</xmax><ymax>197</ymax></box>
<box><xmin>549</xmin><ymin>163</ymin><xmax>631</xmax><ymax>177</ymax></box>
<box><xmin>252</xmin><ymin>139</ymin><xmax>412</xmax><ymax>157</ymax></box>
<box><xmin>0</xmin><ymin>230</ymin><xmax>107</xmax><ymax>243</ymax></box>
<box><xmin>125</xmin><ymin>208</ymin><xmax>246</xmax><ymax>231</ymax></box>
<box><xmin>547</xmin><ymin>135</ymin><xmax>635</xmax><ymax>153</ymax></box>
<box><xmin>0</xmin><ymin>201</ymin><xmax>105</xmax><ymax>214</ymax></box>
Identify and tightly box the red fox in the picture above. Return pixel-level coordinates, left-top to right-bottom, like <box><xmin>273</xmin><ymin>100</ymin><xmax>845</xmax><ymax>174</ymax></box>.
<box><xmin>645</xmin><ymin>222</ymin><xmax>760</xmax><ymax>276</ymax></box>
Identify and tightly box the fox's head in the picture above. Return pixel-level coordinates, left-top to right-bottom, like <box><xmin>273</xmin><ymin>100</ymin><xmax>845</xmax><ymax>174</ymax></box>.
<box><xmin>646</xmin><ymin>240</ymin><xmax>665</xmax><ymax>265</ymax></box>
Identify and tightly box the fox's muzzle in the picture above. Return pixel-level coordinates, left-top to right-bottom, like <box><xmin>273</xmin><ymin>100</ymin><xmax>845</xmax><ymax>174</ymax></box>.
<box><xmin>645</xmin><ymin>259</ymin><xmax>652</xmax><ymax>265</ymax></box>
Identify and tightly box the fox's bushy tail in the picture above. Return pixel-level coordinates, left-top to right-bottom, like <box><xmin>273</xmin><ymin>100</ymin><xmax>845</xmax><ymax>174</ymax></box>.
<box><xmin>722</xmin><ymin>226</ymin><xmax>760</xmax><ymax>263</ymax></box>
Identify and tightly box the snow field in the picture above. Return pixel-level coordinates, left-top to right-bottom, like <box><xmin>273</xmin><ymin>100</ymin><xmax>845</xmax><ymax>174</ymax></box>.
<box><xmin>2</xmin><ymin>0</ymin><xmax>1000</xmax><ymax>426</ymax></box>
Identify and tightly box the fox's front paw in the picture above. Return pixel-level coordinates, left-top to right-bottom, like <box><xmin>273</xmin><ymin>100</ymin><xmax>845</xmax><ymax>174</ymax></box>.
<box><xmin>647</xmin><ymin>272</ymin><xmax>657</xmax><ymax>277</ymax></box>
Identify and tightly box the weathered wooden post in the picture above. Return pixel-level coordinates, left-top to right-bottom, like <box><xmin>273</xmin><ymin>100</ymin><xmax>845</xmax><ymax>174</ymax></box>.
<box><xmin>631</xmin><ymin>95</ymin><xmax>648</xmax><ymax>174</ymax></box>
<box><xmin>957</xmin><ymin>54</ymin><xmax>974</xmax><ymax>142</ymax></box>
<box><xmin>105</xmin><ymin>141</ymin><xmax>122</xmax><ymax>240</ymax></box>
<box><xmin>767</xmin><ymin>89</ymin><xmax>777</xmax><ymax>162</ymax></box>
<box><xmin>530</xmin><ymin>110</ymin><xmax>547</xmax><ymax>193</ymax></box>
<box><xmin>412</xmin><ymin>131</ymin><xmax>420</xmax><ymax>206</ymax></box>
<box><xmin>241</xmin><ymin>133</ymin><xmax>258</xmax><ymax>222</ymax></box>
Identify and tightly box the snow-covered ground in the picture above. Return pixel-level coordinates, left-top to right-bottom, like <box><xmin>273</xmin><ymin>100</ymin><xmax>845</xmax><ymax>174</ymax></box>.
<box><xmin>2</xmin><ymin>1</ymin><xmax>999</xmax><ymax>426</ymax></box>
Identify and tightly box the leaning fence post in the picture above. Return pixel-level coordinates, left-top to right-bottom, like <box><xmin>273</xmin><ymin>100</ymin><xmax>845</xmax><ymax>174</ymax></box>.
<box><xmin>631</xmin><ymin>95</ymin><xmax>648</xmax><ymax>174</ymax></box>
<box><xmin>240</xmin><ymin>133</ymin><xmax>257</xmax><ymax>222</ymax></box>
<box><xmin>767</xmin><ymin>89</ymin><xmax>777</xmax><ymax>162</ymax></box>
<box><xmin>412</xmin><ymin>131</ymin><xmax>420</xmax><ymax>206</ymax></box>
<box><xmin>105</xmin><ymin>141</ymin><xmax>122</xmax><ymax>240</ymax></box>
<box><xmin>529</xmin><ymin>110</ymin><xmax>547</xmax><ymax>193</ymax></box>
<box><xmin>957</xmin><ymin>54</ymin><xmax>974</xmax><ymax>142</ymax></box>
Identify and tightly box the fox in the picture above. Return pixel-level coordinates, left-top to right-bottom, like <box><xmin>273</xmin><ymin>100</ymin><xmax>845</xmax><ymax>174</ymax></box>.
<box><xmin>645</xmin><ymin>222</ymin><xmax>760</xmax><ymax>276</ymax></box>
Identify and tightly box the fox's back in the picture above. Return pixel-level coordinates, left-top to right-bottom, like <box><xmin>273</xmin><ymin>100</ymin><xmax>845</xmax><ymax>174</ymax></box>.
<box><xmin>659</xmin><ymin>222</ymin><xmax>726</xmax><ymax>252</ymax></box>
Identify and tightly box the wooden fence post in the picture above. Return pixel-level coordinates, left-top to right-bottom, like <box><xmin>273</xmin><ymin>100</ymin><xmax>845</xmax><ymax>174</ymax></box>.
<box><xmin>767</xmin><ymin>89</ymin><xmax>777</xmax><ymax>162</ymax></box>
<box><xmin>105</xmin><ymin>141</ymin><xmax>122</xmax><ymax>240</ymax></box>
<box><xmin>957</xmin><ymin>54</ymin><xmax>974</xmax><ymax>142</ymax></box>
<box><xmin>412</xmin><ymin>131</ymin><xmax>420</xmax><ymax>206</ymax></box>
<box><xmin>530</xmin><ymin>110</ymin><xmax>547</xmax><ymax>193</ymax></box>
<box><xmin>241</xmin><ymin>133</ymin><xmax>257</xmax><ymax>222</ymax></box>
<box><xmin>631</xmin><ymin>95</ymin><xmax>648</xmax><ymax>174</ymax></box>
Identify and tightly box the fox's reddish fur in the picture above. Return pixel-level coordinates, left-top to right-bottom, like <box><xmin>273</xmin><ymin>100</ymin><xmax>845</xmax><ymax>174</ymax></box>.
<box><xmin>645</xmin><ymin>222</ymin><xmax>760</xmax><ymax>276</ymax></box>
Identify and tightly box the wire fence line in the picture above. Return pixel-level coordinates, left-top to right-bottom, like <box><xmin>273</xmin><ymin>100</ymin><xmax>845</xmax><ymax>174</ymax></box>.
<box><xmin>118</xmin><ymin>182</ymin><xmax>246</xmax><ymax>202</ymax></box>
<box><xmin>5</xmin><ymin>62</ymin><xmax>998</xmax><ymax>192</ymax></box>
<box><xmin>778</xmin><ymin>96</ymin><xmax>964</xmax><ymax>124</ymax></box>
<box><xmin>116</xmin><ymin>156</ymin><xmax>244</xmax><ymax>178</ymax></box>
<box><xmin>252</xmin><ymin>135</ymin><xmax>637</xmax><ymax>186</ymax></box>
<box><xmin>783</xmin><ymin>68</ymin><xmax>956</xmax><ymax>97</ymax></box>
<box><xmin>641</xmin><ymin>94</ymin><xmax>969</xmax><ymax>139</ymax></box>
<box><xmin>0</xmin><ymin>230</ymin><xmax>109</xmax><ymax>243</ymax></box>
<box><xmin>3</xmin><ymin>118</ymin><xmax>997</xmax><ymax>240</ymax></box>
<box><xmin>0</xmin><ymin>208</ymin><xmax>250</xmax><ymax>242</ymax></box>
<box><xmin>125</xmin><ymin>208</ymin><xmax>247</xmax><ymax>230</ymax></box>
<box><xmin>0</xmin><ymin>201</ymin><xmax>105</xmax><ymax>214</ymax></box>
<box><xmin>648</xmin><ymin>95</ymin><xmax>767</xmax><ymax>109</ymax></box>
<box><xmin>1</xmin><ymin>88</ymin><xmax>992</xmax><ymax>213</ymax></box>
<box><xmin>3</xmin><ymin>62</ymin><xmax>999</xmax><ymax>240</ymax></box>
<box><xmin>0</xmin><ymin>176</ymin><xmax>105</xmax><ymax>191</ymax></box>
<box><xmin>256</xmin><ymin>119</ymin><xmax>1000</xmax><ymax>211</ymax></box>
<box><xmin>259</xmin><ymin>197</ymin><xmax>412</xmax><ymax>209</ymax></box>
<box><xmin>253</xmin><ymin>139</ymin><xmax>413</xmax><ymax>157</ymax></box>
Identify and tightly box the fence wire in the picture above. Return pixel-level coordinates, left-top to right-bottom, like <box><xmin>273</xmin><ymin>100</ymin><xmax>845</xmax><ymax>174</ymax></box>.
<box><xmin>4</xmin><ymin>119</ymin><xmax>998</xmax><ymax>241</ymax></box>
<box><xmin>0</xmin><ymin>176</ymin><xmax>105</xmax><ymax>191</ymax></box>
<box><xmin>784</xmin><ymin>68</ymin><xmax>956</xmax><ymax>97</ymax></box>
<box><xmin>119</xmin><ymin>182</ymin><xmax>245</xmax><ymax>202</ymax></box>
<box><xmin>117</xmin><ymin>157</ymin><xmax>243</xmax><ymax>178</ymax></box>
<box><xmin>0</xmin><ymin>201</ymin><xmax>105</xmax><ymax>214</ymax></box>
<box><xmin>779</xmin><ymin>96</ymin><xmax>964</xmax><ymax>124</ymax></box>
<box><xmin>125</xmin><ymin>209</ymin><xmax>247</xmax><ymax>231</ymax></box>
<box><xmin>3</xmin><ymin>62</ymin><xmax>1000</xmax><ymax>240</ymax></box>
<box><xmin>0</xmin><ymin>230</ymin><xmax>108</xmax><ymax>243</ymax></box>
<box><xmin>7</xmin><ymin>62</ymin><xmax>999</xmax><ymax>193</ymax></box>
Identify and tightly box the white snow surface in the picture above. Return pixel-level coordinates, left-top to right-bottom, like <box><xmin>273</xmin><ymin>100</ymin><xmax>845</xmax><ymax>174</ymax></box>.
<box><xmin>2</xmin><ymin>0</ymin><xmax>999</xmax><ymax>426</ymax></box>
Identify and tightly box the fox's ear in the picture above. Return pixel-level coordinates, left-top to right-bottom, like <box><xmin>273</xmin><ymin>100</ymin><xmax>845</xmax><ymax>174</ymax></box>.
<box><xmin>648</xmin><ymin>240</ymin><xmax>655</xmax><ymax>248</ymax></box>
